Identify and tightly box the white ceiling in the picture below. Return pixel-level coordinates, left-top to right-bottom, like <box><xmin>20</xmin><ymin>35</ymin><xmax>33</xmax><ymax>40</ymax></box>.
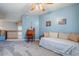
<box><xmin>0</xmin><ymin>3</ymin><xmax>73</xmax><ymax>22</ymax></box>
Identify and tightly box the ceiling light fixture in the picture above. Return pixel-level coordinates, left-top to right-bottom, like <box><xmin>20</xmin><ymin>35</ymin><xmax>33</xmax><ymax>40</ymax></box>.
<box><xmin>31</xmin><ymin>3</ymin><xmax>53</xmax><ymax>12</ymax></box>
<box><xmin>31</xmin><ymin>3</ymin><xmax>45</xmax><ymax>11</ymax></box>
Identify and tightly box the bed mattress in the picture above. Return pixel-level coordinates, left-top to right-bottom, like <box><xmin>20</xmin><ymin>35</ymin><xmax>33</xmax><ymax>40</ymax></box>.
<box><xmin>39</xmin><ymin>37</ymin><xmax>79</xmax><ymax>56</ymax></box>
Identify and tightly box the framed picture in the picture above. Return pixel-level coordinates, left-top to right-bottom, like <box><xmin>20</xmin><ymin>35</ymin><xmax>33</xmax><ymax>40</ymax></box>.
<box><xmin>58</xmin><ymin>18</ymin><xmax>66</xmax><ymax>25</ymax></box>
<box><xmin>46</xmin><ymin>21</ymin><xmax>51</xmax><ymax>27</ymax></box>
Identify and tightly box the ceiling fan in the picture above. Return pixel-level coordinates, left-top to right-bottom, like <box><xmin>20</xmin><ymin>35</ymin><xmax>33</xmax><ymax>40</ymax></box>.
<box><xmin>31</xmin><ymin>3</ymin><xmax>53</xmax><ymax>11</ymax></box>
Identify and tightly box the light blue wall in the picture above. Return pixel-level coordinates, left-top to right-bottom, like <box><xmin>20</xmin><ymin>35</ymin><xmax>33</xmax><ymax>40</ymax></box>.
<box><xmin>22</xmin><ymin>15</ymin><xmax>39</xmax><ymax>40</ymax></box>
<box><xmin>22</xmin><ymin>4</ymin><xmax>79</xmax><ymax>39</ymax></box>
<box><xmin>39</xmin><ymin>4</ymin><xmax>79</xmax><ymax>35</ymax></box>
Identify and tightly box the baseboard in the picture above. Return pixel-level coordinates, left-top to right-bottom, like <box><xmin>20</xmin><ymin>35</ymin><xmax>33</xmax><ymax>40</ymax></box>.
<box><xmin>6</xmin><ymin>39</ymin><xmax>25</xmax><ymax>41</ymax></box>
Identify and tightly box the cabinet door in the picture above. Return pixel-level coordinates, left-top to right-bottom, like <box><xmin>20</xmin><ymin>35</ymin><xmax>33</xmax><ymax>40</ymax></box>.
<box><xmin>7</xmin><ymin>31</ymin><xmax>18</xmax><ymax>39</ymax></box>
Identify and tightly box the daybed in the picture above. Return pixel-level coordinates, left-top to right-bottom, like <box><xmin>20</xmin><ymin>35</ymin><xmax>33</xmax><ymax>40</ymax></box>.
<box><xmin>39</xmin><ymin>32</ymin><xmax>79</xmax><ymax>56</ymax></box>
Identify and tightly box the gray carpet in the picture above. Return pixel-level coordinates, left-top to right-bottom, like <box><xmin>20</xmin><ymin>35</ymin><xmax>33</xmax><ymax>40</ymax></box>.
<box><xmin>0</xmin><ymin>41</ymin><xmax>60</xmax><ymax>56</ymax></box>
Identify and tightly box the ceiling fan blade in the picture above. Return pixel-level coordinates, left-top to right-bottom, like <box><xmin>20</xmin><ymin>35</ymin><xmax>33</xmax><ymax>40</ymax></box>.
<box><xmin>46</xmin><ymin>3</ymin><xmax>53</xmax><ymax>4</ymax></box>
<box><xmin>31</xmin><ymin>4</ymin><xmax>36</xmax><ymax>11</ymax></box>
<box><xmin>46</xmin><ymin>3</ymin><xmax>54</xmax><ymax>5</ymax></box>
<box><xmin>39</xmin><ymin>4</ymin><xmax>45</xmax><ymax>11</ymax></box>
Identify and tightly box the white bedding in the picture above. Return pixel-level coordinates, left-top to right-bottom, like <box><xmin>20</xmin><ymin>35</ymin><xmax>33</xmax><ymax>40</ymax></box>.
<box><xmin>39</xmin><ymin>37</ymin><xmax>79</xmax><ymax>56</ymax></box>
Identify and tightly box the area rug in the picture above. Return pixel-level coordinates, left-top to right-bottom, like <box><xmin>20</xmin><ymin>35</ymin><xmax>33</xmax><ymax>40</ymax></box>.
<box><xmin>0</xmin><ymin>41</ymin><xmax>60</xmax><ymax>56</ymax></box>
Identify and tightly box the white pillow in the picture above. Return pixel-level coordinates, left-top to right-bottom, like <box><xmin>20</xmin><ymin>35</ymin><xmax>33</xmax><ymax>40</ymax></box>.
<box><xmin>59</xmin><ymin>32</ymin><xmax>69</xmax><ymax>39</ymax></box>
<box><xmin>49</xmin><ymin>32</ymin><xmax>58</xmax><ymax>38</ymax></box>
<box><xmin>43</xmin><ymin>32</ymin><xmax>49</xmax><ymax>37</ymax></box>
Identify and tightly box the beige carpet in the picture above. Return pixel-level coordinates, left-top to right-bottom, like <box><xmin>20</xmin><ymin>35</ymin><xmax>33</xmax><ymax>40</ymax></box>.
<box><xmin>0</xmin><ymin>41</ymin><xmax>60</xmax><ymax>56</ymax></box>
